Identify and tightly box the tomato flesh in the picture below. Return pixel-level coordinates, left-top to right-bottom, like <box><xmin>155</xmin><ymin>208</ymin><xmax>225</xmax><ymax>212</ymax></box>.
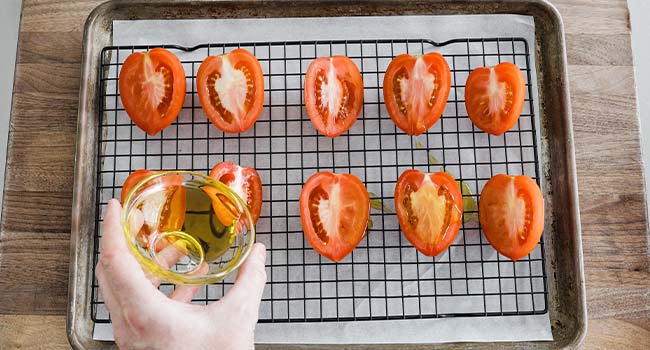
<box><xmin>384</xmin><ymin>53</ymin><xmax>451</xmax><ymax>135</ymax></box>
<box><xmin>210</xmin><ymin>162</ymin><xmax>263</xmax><ymax>224</ymax></box>
<box><xmin>465</xmin><ymin>62</ymin><xmax>525</xmax><ymax>135</ymax></box>
<box><xmin>299</xmin><ymin>172</ymin><xmax>369</xmax><ymax>262</ymax></box>
<box><xmin>197</xmin><ymin>49</ymin><xmax>264</xmax><ymax>133</ymax></box>
<box><xmin>119</xmin><ymin>48</ymin><xmax>186</xmax><ymax>136</ymax></box>
<box><xmin>305</xmin><ymin>56</ymin><xmax>364</xmax><ymax>138</ymax></box>
<box><xmin>395</xmin><ymin>170</ymin><xmax>463</xmax><ymax>256</ymax></box>
<box><xmin>479</xmin><ymin>174</ymin><xmax>544</xmax><ymax>261</ymax></box>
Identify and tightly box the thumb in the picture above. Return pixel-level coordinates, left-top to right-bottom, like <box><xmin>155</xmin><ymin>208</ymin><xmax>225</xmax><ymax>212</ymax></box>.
<box><xmin>97</xmin><ymin>199</ymin><xmax>160</xmax><ymax>306</ymax></box>
<box><xmin>214</xmin><ymin>243</ymin><xmax>267</xmax><ymax>321</ymax></box>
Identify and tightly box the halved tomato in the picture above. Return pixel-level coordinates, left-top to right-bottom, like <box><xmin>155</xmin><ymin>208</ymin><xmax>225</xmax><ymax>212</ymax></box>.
<box><xmin>299</xmin><ymin>172</ymin><xmax>369</xmax><ymax>262</ymax></box>
<box><xmin>196</xmin><ymin>49</ymin><xmax>264</xmax><ymax>133</ymax></box>
<box><xmin>304</xmin><ymin>56</ymin><xmax>364</xmax><ymax>138</ymax></box>
<box><xmin>383</xmin><ymin>52</ymin><xmax>451</xmax><ymax>136</ymax></box>
<box><xmin>394</xmin><ymin>170</ymin><xmax>463</xmax><ymax>256</ymax></box>
<box><xmin>465</xmin><ymin>62</ymin><xmax>525</xmax><ymax>135</ymax></box>
<box><xmin>121</xmin><ymin>170</ymin><xmax>186</xmax><ymax>251</ymax></box>
<box><xmin>118</xmin><ymin>48</ymin><xmax>186</xmax><ymax>136</ymax></box>
<box><xmin>210</xmin><ymin>162</ymin><xmax>263</xmax><ymax>224</ymax></box>
<box><xmin>479</xmin><ymin>174</ymin><xmax>544</xmax><ymax>261</ymax></box>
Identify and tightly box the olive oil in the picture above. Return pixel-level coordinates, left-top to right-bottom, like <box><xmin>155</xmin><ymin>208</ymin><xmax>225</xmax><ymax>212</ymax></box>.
<box><xmin>180</xmin><ymin>185</ymin><xmax>236</xmax><ymax>262</ymax></box>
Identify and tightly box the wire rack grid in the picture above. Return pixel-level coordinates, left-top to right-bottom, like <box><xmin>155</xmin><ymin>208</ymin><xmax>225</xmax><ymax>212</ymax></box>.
<box><xmin>91</xmin><ymin>37</ymin><xmax>548</xmax><ymax>324</ymax></box>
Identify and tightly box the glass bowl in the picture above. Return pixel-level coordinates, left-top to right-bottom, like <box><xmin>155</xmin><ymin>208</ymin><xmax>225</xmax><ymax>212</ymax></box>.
<box><xmin>121</xmin><ymin>170</ymin><xmax>256</xmax><ymax>285</ymax></box>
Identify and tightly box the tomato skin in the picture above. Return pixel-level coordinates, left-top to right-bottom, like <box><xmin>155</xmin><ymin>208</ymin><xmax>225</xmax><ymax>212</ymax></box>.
<box><xmin>197</xmin><ymin>48</ymin><xmax>264</xmax><ymax>133</ymax></box>
<box><xmin>394</xmin><ymin>170</ymin><xmax>463</xmax><ymax>256</ymax></box>
<box><xmin>304</xmin><ymin>56</ymin><xmax>364</xmax><ymax>138</ymax></box>
<box><xmin>383</xmin><ymin>53</ymin><xmax>451</xmax><ymax>136</ymax></box>
<box><xmin>479</xmin><ymin>174</ymin><xmax>544</xmax><ymax>261</ymax></box>
<box><xmin>209</xmin><ymin>162</ymin><xmax>263</xmax><ymax>224</ymax></box>
<box><xmin>299</xmin><ymin>172</ymin><xmax>370</xmax><ymax>262</ymax></box>
<box><xmin>465</xmin><ymin>62</ymin><xmax>525</xmax><ymax>135</ymax></box>
<box><xmin>119</xmin><ymin>48</ymin><xmax>186</xmax><ymax>136</ymax></box>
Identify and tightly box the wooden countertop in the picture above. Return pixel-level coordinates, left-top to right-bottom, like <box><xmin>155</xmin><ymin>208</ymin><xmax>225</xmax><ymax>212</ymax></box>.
<box><xmin>0</xmin><ymin>0</ymin><xmax>648</xmax><ymax>348</ymax></box>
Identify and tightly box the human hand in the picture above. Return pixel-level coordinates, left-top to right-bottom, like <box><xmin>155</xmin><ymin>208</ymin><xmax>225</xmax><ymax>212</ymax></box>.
<box><xmin>96</xmin><ymin>199</ymin><xmax>267</xmax><ymax>350</ymax></box>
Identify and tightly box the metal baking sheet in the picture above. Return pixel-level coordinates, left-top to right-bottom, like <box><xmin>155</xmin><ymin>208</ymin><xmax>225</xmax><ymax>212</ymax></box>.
<box><xmin>92</xmin><ymin>15</ymin><xmax>550</xmax><ymax>343</ymax></box>
<box><xmin>69</xmin><ymin>1</ymin><xmax>585</xmax><ymax>349</ymax></box>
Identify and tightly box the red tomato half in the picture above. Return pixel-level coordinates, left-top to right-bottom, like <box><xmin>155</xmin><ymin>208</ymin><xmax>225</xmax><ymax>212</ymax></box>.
<box><xmin>304</xmin><ymin>56</ymin><xmax>364</xmax><ymax>138</ymax></box>
<box><xmin>383</xmin><ymin>52</ymin><xmax>451</xmax><ymax>136</ymax></box>
<box><xmin>119</xmin><ymin>48</ymin><xmax>186</xmax><ymax>136</ymax></box>
<box><xmin>299</xmin><ymin>172</ymin><xmax>370</xmax><ymax>262</ymax></box>
<box><xmin>465</xmin><ymin>62</ymin><xmax>526</xmax><ymax>135</ymax></box>
<box><xmin>210</xmin><ymin>162</ymin><xmax>263</xmax><ymax>224</ymax></box>
<box><xmin>394</xmin><ymin>170</ymin><xmax>463</xmax><ymax>256</ymax></box>
<box><xmin>121</xmin><ymin>169</ymin><xmax>186</xmax><ymax>251</ymax></box>
<box><xmin>479</xmin><ymin>174</ymin><xmax>544</xmax><ymax>261</ymax></box>
<box><xmin>197</xmin><ymin>49</ymin><xmax>264</xmax><ymax>133</ymax></box>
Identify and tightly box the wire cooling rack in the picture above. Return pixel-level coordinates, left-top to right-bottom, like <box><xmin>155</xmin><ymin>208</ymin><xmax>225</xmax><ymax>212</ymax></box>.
<box><xmin>91</xmin><ymin>37</ymin><xmax>547</xmax><ymax>324</ymax></box>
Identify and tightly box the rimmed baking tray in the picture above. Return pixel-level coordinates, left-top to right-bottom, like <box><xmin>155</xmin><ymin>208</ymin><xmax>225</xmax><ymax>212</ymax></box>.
<box><xmin>69</xmin><ymin>1</ymin><xmax>585</xmax><ymax>349</ymax></box>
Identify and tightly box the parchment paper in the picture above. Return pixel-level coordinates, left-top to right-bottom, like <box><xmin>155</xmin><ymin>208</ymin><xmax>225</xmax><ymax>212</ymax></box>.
<box><xmin>93</xmin><ymin>14</ymin><xmax>552</xmax><ymax>344</ymax></box>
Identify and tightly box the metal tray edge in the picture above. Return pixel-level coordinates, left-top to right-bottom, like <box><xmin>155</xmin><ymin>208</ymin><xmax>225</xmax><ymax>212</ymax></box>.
<box><xmin>538</xmin><ymin>1</ymin><xmax>587</xmax><ymax>348</ymax></box>
<box><xmin>69</xmin><ymin>1</ymin><xmax>116</xmax><ymax>349</ymax></box>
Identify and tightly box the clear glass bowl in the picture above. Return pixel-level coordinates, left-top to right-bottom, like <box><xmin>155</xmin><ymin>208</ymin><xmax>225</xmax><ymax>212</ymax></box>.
<box><xmin>121</xmin><ymin>170</ymin><xmax>256</xmax><ymax>285</ymax></box>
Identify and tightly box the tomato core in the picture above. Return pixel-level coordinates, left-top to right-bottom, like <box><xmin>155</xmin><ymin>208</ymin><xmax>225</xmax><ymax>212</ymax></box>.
<box><xmin>141</xmin><ymin>54</ymin><xmax>174</xmax><ymax>116</ymax></box>
<box><xmin>402</xmin><ymin>176</ymin><xmax>461</xmax><ymax>245</ymax></box>
<box><xmin>207</xmin><ymin>57</ymin><xmax>256</xmax><ymax>126</ymax></box>
<box><xmin>393</xmin><ymin>56</ymin><xmax>438</xmax><ymax>120</ymax></box>
<box><xmin>314</xmin><ymin>60</ymin><xmax>358</xmax><ymax>129</ymax></box>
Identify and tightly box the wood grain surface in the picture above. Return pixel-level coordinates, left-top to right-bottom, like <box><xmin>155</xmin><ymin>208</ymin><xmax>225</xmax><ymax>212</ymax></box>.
<box><xmin>1</xmin><ymin>0</ymin><xmax>648</xmax><ymax>348</ymax></box>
